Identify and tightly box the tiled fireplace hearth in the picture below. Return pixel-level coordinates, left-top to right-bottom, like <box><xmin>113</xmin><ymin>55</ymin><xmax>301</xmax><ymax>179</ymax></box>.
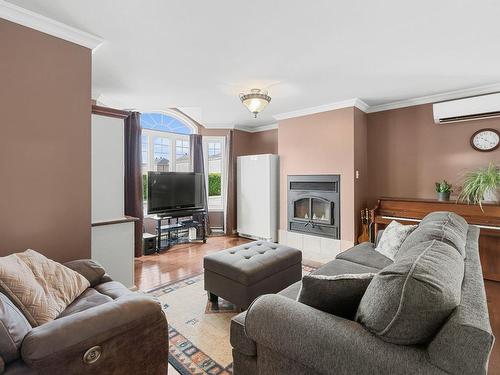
<box><xmin>287</xmin><ymin>175</ymin><xmax>340</xmax><ymax>239</ymax></box>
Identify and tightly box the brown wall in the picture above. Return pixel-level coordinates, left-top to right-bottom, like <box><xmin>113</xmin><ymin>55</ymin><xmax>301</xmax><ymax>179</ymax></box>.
<box><xmin>0</xmin><ymin>20</ymin><xmax>91</xmax><ymax>262</ymax></box>
<box><xmin>278</xmin><ymin>108</ymin><xmax>358</xmax><ymax>242</ymax></box>
<box><xmin>197</xmin><ymin>125</ymin><xmax>278</xmax><ymax>234</ymax></box>
<box><xmin>366</xmin><ymin>103</ymin><xmax>500</xmax><ymax>206</ymax></box>
<box><xmin>354</xmin><ymin>108</ymin><xmax>369</xmax><ymax>240</ymax></box>
<box><xmin>248</xmin><ymin>129</ymin><xmax>278</xmax><ymax>155</ymax></box>
<box><xmin>233</xmin><ymin>129</ymin><xmax>278</xmax><ymax>156</ymax></box>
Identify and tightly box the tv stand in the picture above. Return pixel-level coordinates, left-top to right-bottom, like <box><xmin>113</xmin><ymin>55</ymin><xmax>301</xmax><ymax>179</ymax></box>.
<box><xmin>151</xmin><ymin>208</ymin><xmax>207</xmax><ymax>253</ymax></box>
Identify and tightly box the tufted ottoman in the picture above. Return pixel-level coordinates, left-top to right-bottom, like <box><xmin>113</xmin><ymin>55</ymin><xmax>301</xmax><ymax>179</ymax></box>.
<box><xmin>203</xmin><ymin>241</ymin><xmax>302</xmax><ymax>309</ymax></box>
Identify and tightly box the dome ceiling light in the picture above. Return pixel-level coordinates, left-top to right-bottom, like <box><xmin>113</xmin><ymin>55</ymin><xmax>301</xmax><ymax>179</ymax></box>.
<box><xmin>239</xmin><ymin>89</ymin><xmax>271</xmax><ymax>118</ymax></box>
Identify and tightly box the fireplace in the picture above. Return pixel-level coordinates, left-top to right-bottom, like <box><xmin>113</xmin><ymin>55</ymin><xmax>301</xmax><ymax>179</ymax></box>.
<box><xmin>287</xmin><ymin>175</ymin><xmax>340</xmax><ymax>239</ymax></box>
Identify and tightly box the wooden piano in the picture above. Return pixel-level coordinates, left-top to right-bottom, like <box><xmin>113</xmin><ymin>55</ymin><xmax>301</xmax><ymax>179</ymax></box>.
<box><xmin>371</xmin><ymin>197</ymin><xmax>500</xmax><ymax>282</ymax></box>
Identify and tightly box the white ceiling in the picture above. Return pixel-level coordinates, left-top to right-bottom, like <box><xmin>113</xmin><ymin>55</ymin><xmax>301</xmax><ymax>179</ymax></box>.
<box><xmin>7</xmin><ymin>0</ymin><xmax>500</xmax><ymax>128</ymax></box>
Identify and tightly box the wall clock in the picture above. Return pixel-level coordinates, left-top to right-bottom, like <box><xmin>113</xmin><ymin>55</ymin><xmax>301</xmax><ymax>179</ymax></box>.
<box><xmin>470</xmin><ymin>128</ymin><xmax>500</xmax><ymax>152</ymax></box>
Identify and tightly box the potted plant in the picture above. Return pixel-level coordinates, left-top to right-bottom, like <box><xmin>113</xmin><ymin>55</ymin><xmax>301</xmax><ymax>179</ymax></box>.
<box><xmin>435</xmin><ymin>180</ymin><xmax>453</xmax><ymax>201</ymax></box>
<box><xmin>458</xmin><ymin>163</ymin><xmax>500</xmax><ymax>210</ymax></box>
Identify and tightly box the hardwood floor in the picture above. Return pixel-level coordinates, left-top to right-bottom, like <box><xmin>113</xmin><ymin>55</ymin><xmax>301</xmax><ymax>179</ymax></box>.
<box><xmin>486</xmin><ymin>280</ymin><xmax>500</xmax><ymax>374</ymax></box>
<box><xmin>134</xmin><ymin>235</ymin><xmax>251</xmax><ymax>291</ymax></box>
<box><xmin>135</xmin><ymin>236</ymin><xmax>500</xmax><ymax>374</ymax></box>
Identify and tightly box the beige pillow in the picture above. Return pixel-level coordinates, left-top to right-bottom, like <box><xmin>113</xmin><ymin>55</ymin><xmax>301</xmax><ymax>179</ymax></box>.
<box><xmin>0</xmin><ymin>249</ymin><xmax>90</xmax><ymax>326</ymax></box>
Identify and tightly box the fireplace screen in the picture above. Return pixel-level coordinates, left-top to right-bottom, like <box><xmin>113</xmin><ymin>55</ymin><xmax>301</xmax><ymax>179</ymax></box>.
<box><xmin>293</xmin><ymin>197</ymin><xmax>333</xmax><ymax>224</ymax></box>
<box><xmin>287</xmin><ymin>175</ymin><xmax>340</xmax><ymax>239</ymax></box>
<box><xmin>311</xmin><ymin>198</ymin><xmax>331</xmax><ymax>223</ymax></box>
<box><xmin>294</xmin><ymin>198</ymin><xmax>309</xmax><ymax>220</ymax></box>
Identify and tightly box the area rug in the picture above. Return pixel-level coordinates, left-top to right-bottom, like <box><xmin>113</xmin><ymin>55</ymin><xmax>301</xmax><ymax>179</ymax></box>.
<box><xmin>148</xmin><ymin>265</ymin><xmax>316</xmax><ymax>375</ymax></box>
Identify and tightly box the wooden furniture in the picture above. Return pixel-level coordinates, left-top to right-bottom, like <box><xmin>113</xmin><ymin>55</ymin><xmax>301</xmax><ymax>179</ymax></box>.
<box><xmin>371</xmin><ymin>197</ymin><xmax>500</xmax><ymax>282</ymax></box>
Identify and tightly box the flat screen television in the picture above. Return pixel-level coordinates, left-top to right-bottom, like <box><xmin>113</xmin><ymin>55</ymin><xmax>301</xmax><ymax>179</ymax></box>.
<box><xmin>147</xmin><ymin>172</ymin><xmax>204</xmax><ymax>215</ymax></box>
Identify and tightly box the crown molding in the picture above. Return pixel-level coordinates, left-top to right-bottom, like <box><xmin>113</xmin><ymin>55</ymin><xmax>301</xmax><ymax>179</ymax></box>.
<box><xmin>272</xmin><ymin>83</ymin><xmax>500</xmax><ymax>121</ymax></box>
<box><xmin>235</xmin><ymin>123</ymin><xmax>279</xmax><ymax>133</ymax></box>
<box><xmin>366</xmin><ymin>82</ymin><xmax>500</xmax><ymax>113</ymax></box>
<box><xmin>202</xmin><ymin>123</ymin><xmax>235</xmax><ymax>129</ymax></box>
<box><xmin>273</xmin><ymin>98</ymin><xmax>369</xmax><ymax>121</ymax></box>
<box><xmin>352</xmin><ymin>98</ymin><xmax>370</xmax><ymax>112</ymax></box>
<box><xmin>0</xmin><ymin>1</ymin><xmax>103</xmax><ymax>50</ymax></box>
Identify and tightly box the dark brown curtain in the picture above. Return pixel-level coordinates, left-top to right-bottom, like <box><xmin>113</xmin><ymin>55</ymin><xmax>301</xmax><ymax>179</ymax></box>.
<box><xmin>124</xmin><ymin>112</ymin><xmax>144</xmax><ymax>257</ymax></box>
<box><xmin>225</xmin><ymin>130</ymin><xmax>236</xmax><ymax>235</ymax></box>
<box><xmin>190</xmin><ymin>134</ymin><xmax>210</xmax><ymax>235</ymax></box>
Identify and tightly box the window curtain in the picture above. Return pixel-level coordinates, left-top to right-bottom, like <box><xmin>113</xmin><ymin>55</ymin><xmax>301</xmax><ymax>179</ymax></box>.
<box><xmin>190</xmin><ymin>134</ymin><xmax>210</xmax><ymax>235</ymax></box>
<box><xmin>124</xmin><ymin>112</ymin><xmax>144</xmax><ymax>257</ymax></box>
<box><xmin>224</xmin><ymin>131</ymin><xmax>235</xmax><ymax>235</ymax></box>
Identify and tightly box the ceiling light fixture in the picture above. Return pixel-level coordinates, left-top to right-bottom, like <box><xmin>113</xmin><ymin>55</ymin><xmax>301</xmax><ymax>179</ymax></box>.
<box><xmin>239</xmin><ymin>89</ymin><xmax>271</xmax><ymax>118</ymax></box>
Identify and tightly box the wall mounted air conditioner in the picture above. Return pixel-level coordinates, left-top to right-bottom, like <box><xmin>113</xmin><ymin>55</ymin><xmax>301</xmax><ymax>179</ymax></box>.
<box><xmin>433</xmin><ymin>92</ymin><xmax>500</xmax><ymax>124</ymax></box>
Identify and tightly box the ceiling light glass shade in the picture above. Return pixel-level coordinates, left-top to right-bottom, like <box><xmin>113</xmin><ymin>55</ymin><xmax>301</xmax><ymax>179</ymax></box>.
<box><xmin>239</xmin><ymin>89</ymin><xmax>271</xmax><ymax>118</ymax></box>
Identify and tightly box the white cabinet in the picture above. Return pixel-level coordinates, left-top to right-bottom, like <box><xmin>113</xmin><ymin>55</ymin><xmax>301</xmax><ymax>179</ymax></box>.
<box><xmin>237</xmin><ymin>154</ymin><xmax>279</xmax><ymax>242</ymax></box>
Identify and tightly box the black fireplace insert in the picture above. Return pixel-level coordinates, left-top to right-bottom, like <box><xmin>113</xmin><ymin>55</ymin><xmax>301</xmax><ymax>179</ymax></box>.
<box><xmin>287</xmin><ymin>175</ymin><xmax>340</xmax><ymax>239</ymax></box>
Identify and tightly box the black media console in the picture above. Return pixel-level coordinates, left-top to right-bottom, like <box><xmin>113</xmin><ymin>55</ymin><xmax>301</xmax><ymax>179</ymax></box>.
<box><xmin>150</xmin><ymin>208</ymin><xmax>207</xmax><ymax>253</ymax></box>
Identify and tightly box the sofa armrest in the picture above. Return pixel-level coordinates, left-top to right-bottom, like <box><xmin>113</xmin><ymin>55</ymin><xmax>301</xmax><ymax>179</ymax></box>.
<box><xmin>21</xmin><ymin>294</ymin><xmax>168</xmax><ymax>373</ymax></box>
<box><xmin>231</xmin><ymin>311</ymin><xmax>256</xmax><ymax>356</ymax></box>
<box><xmin>245</xmin><ymin>295</ymin><xmax>445</xmax><ymax>375</ymax></box>
<box><xmin>375</xmin><ymin>229</ymin><xmax>384</xmax><ymax>247</ymax></box>
<box><xmin>63</xmin><ymin>259</ymin><xmax>108</xmax><ymax>286</ymax></box>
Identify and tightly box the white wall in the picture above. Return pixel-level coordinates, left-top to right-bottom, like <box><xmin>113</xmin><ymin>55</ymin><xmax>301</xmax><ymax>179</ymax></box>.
<box><xmin>91</xmin><ymin>114</ymin><xmax>124</xmax><ymax>222</ymax></box>
<box><xmin>92</xmin><ymin>222</ymin><xmax>134</xmax><ymax>287</ymax></box>
<box><xmin>91</xmin><ymin>113</ymin><xmax>134</xmax><ymax>287</ymax></box>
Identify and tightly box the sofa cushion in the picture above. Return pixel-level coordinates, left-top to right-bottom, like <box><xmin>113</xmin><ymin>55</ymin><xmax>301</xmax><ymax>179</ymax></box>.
<box><xmin>203</xmin><ymin>241</ymin><xmax>302</xmax><ymax>285</ymax></box>
<box><xmin>63</xmin><ymin>259</ymin><xmax>106</xmax><ymax>287</ymax></box>
<box><xmin>0</xmin><ymin>293</ymin><xmax>32</xmax><ymax>364</ymax></box>
<box><xmin>0</xmin><ymin>250</ymin><xmax>90</xmax><ymax>326</ymax></box>
<box><xmin>356</xmin><ymin>240</ymin><xmax>464</xmax><ymax>345</ymax></box>
<box><xmin>398</xmin><ymin>211</ymin><xmax>468</xmax><ymax>259</ymax></box>
<box><xmin>57</xmin><ymin>288</ymin><xmax>113</xmax><ymax>318</ymax></box>
<box><xmin>298</xmin><ymin>273</ymin><xmax>375</xmax><ymax>319</ymax></box>
<box><xmin>312</xmin><ymin>258</ymin><xmax>380</xmax><ymax>277</ymax></box>
<box><xmin>278</xmin><ymin>280</ymin><xmax>302</xmax><ymax>300</ymax></box>
<box><xmin>374</xmin><ymin>221</ymin><xmax>417</xmax><ymax>260</ymax></box>
<box><xmin>94</xmin><ymin>281</ymin><xmax>134</xmax><ymax>299</ymax></box>
<box><xmin>336</xmin><ymin>242</ymin><xmax>393</xmax><ymax>269</ymax></box>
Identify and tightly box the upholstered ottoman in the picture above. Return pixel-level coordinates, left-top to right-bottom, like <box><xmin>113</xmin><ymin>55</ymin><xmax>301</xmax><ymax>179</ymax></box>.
<box><xmin>204</xmin><ymin>241</ymin><xmax>302</xmax><ymax>309</ymax></box>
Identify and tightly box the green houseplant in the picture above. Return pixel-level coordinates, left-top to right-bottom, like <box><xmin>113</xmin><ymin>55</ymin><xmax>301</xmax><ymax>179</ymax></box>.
<box><xmin>458</xmin><ymin>163</ymin><xmax>500</xmax><ymax>210</ymax></box>
<box><xmin>435</xmin><ymin>180</ymin><xmax>452</xmax><ymax>201</ymax></box>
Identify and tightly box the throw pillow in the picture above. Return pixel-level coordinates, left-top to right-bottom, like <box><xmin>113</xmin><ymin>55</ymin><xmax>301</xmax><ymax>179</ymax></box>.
<box><xmin>64</xmin><ymin>259</ymin><xmax>106</xmax><ymax>287</ymax></box>
<box><xmin>374</xmin><ymin>220</ymin><xmax>417</xmax><ymax>260</ymax></box>
<box><xmin>356</xmin><ymin>240</ymin><xmax>464</xmax><ymax>345</ymax></box>
<box><xmin>397</xmin><ymin>211</ymin><xmax>468</xmax><ymax>260</ymax></box>
<box><xmin>0</xmin><ymin>250</ymin><xmax>90</xmax><ymax>326</ymax></box>
<box><xmin>297</xmin><ymin>273</ymin><xmax>376</xmax><ymax>319</ymax></box>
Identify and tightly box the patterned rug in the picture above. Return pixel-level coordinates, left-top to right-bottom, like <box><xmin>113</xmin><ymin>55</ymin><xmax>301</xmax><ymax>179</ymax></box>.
<box><xmin>148</xmin><ymin>265</ymin><xmax>316</xmax><ymax>375</ymax></box>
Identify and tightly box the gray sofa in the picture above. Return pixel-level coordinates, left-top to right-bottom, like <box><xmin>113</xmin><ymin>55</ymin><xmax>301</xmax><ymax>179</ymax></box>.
<box><xmin>230</xmin><ymin>212</ymin><xmax>494</xmax><ymax>375</ymax></box>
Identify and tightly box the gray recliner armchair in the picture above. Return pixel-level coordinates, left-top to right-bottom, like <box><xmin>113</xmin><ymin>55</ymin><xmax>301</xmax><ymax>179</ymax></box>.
<box><xmin>0</xmin><ymin>259</ymin><xmax>169</xmax><ymax>375</ymax></box>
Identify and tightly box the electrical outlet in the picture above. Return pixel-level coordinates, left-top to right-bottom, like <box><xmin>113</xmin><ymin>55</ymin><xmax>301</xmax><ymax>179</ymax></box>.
<box><xmin>356</xmin><ymin>170</ymin><xmax>360</xmax><ymax>179</ymax></box>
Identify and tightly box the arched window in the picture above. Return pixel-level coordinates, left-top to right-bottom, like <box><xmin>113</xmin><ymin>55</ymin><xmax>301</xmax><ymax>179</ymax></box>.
<box><xmin>141</xmin><ymin>112</ymin><xmax>196</xmax><ymax>135</ymax></box>
<box><xmin>140</xmin><ymin>111</ymin><xmax>197</xmax><ymax>178</ymax></box>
